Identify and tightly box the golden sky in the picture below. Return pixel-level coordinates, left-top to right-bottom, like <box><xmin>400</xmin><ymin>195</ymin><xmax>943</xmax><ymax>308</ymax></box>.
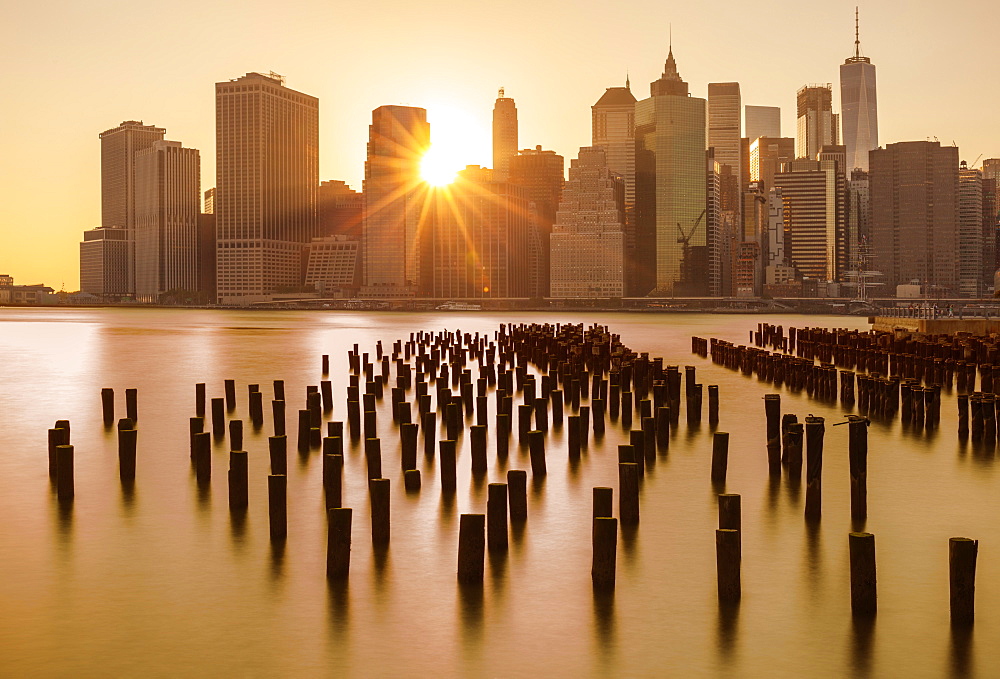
<box><xmin>1</xmin><ymin>0</ymin><xmax>997</xmax><ymax>288</ymax></box>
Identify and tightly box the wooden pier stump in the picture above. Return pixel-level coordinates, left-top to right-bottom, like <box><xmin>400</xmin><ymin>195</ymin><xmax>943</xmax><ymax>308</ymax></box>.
<box><xmin>101</xmin><ymin>388</ymin><xmax>115</xmax><ymax>424</ymax></box>
<box><xmin>268</xmin><ymin>474</ymin><xmax>286</xmax><ymax>539</ymax></box>
<box><xmin>950</xmin><ymin>537</ymin><xmax>979</xmax><ymax>625</ymax></box>
<box><xmin>805</xmin><ymin>416</ymin><xmax>825</xmax><ymax>520</ymax></box>
<box><xmin>56</xmin><ymin>444</ymin><xmax>74</xmax><ymax>500</ymax></box>
<box><xmin>326</xmin><ymin>507</ymin><xmax>352</xmax><ymax>579</ymax></box>
<box><xmin>470</xmin><ymin>425</ymin><xmax>488</xmax><ymax>474</ymax></box>
<box><xmin>619</xmin><ymin>462</ymin><xmax>639</xmax><ymax>525</ymax></box>
<box><xmin>323</xmin><ymin>452</ymin><xmax>343</xmax><ymax>509</ymax></box>
<box><xmin>718</xmin><ymin>493</ymin><xmax>741</xmax><ymax>531</ymax></box>
<box><xmin>507</xmin><ymin>470</ymin><xmax>527</xmax><ymax>520</ymax></box>
<box><xmin>369</xmin><ymin>478</ymin><xmax>390</xmax><ymax>545</ymax></box>
<box><xmin>592</xmin><ymin>517</ymin><xmax>618</xmax><ymax>589</ymax></box>
<box><xmin>228</xmin><ymin>450</ymin><xmax>248</xmax><ymax>509</ymax></box>
<box><xmin>364</xmin><ymin>437</ymin><xmax>382</xmax><ymax>479</ymax></box>
<box><xmin>528</xmin><ymin>430</ymin><xmax>546</xmax><ymax>476</ymax></box>
<box><xmin>593</xmin><ymin>486</ymin><xmax>613</xmax><ymax>519</ymax></box>
<box><xmin>711</xmin><ymin>432</ymin><xmax>729</xmax><ymax>484</ymax></box>
<box><xmin>849</xmin><ymin>416</ymin><xmax>868</xmax><ymax>520</ymax></box>
<box><xmin>125</xmin><ymin>388</ymin><xmax>138</xmax><ymax>423</ymax></box>
<box><xmin>268</xmin><ymin>435</ymin><xmax>287</xmax><ymax>475</ymax></box>
<box><xmin>439</xmin><ymin>440</ymin><xmax>457</xmax><ymax>492</ymax></box>
<box><xmin>118</xmin><ymin>427</ymin><xmax>137</xmax><ymax>481</ymax></box>
<box><xmin>849</xmin><ymin>532</ymin><xmax>877</xmax><ymax>616</ymax></box>
<box><xmin>211</xmin><ymin>397</ymin><xmax>225</xmax><ymax>438</ymax></box>
<box><xmin>487</xmin><ymin>483</ymin><xmax>508</xmax><ymax>551</ymax></box>
<box><xmin>716</xmin><ymin>529</ymin><xmax>741</xmax><ymax>601</ymax></box>
<box><xmin>764</xmin><ymin>394</ymin><xmax>781</xmax><ymax>475</ymax></box>
<box><xmin>404</xmin><ymin>469</ymin><xmax>421</xmax><ymax>491</ymax></box>
<box><xmin>458</xmin><ymin>514</ymin><xmax>486</xmax><ymax>583</ymax></box>
<box><xmin>224</xmin><ymin>379</ymin><xmax>236</xmax><ymax>411</ymax></box>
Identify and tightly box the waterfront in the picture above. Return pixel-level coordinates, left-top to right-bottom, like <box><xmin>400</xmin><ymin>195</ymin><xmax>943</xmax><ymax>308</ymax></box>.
<box><xmin>1</xmin><ymin>308</ymin><xmax>997</xmax><ymax>677</ymax></box>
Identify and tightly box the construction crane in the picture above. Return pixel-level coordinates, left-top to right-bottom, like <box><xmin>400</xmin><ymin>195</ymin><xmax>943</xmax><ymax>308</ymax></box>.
<box><xmin>677</xmin><ymin>209</ymin><xmax>707</xmax><ymax>283</ymax></box>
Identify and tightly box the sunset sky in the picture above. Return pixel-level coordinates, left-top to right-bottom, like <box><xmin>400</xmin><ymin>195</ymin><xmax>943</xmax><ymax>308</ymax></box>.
<box><xmin>2</xmin><ymin>0</ymin><xmax>998</xmax><ymax>288</ymax></box>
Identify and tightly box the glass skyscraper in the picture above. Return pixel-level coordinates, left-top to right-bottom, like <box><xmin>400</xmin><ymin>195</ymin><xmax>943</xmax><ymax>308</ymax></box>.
<box><xmin>840</xmin><ymin>12</ymin><xmax>878</xmax><ymax>171</ymax></box>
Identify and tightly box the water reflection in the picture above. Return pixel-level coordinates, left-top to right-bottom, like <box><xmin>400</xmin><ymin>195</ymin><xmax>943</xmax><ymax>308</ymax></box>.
<box><xmin>458</xmin><ymin>582</ymin><xmax>484</xmax><ymax>653</ymax></box>
<box><xmin>269</xmin><ymin>538</ymin><xmax>286</xmax><ymax>581</ymax></box>
<box><xmin>850</xmin><ymin>616</ymin><xmax>876</xmax><ymax>677</ymax></box>
<box><xmin>715</xmin><ymin>601</ymin><xmax>740</xmax><ymax>662</ymax></box>
<box><xmin>950</xmin><ymin>625</ymin><xmax>974</xmax><ymax>677</ymax></box>
<box><xmin>591</xmin><ymin>588</ymin><xmax>617</xmax><ymax>666</ymax></box>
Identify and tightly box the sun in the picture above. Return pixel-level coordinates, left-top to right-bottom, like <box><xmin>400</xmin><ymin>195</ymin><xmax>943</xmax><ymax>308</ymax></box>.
<box><xmin>420</xmin><ymin>101</ymin><xmax>490</xmax><ymax>187</ymax></box>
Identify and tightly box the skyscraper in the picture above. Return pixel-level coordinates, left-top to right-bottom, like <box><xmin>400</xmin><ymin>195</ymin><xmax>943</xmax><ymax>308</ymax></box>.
<box><xmin>592</xmin><ymin>80</ymin><xmax>636</xmax><ymax>292</ymax></box>
<box><xmin>870</xmin><ymin>141</ymin><xmax>959</xmax><ymax>294</ymax></box>
<box><xmin>635</xmin><ymin>46</ymin><xmax>708</xmax><ymax>295</ymax></box>
<box><xmin>509</xmin><ymin>146</ymin><xmax>565</xmax><ymax>297</ymax></box>
<box><xmin>550</xmin><ymin>147</ymin><xmax>625</xmax><ymax>298</ymax></box>
<box><xmin>362</xmin><ymin>105</ymin><xmax>430</xmax><ymax>296</ymax></box>
<box><xmin>79</xmin><ymin>226</ymin><xmax>130</xmax><ymax>300</ymax></box>
<box><xmin>745</xmin><ymin>105</ymin><xmax>781</xmax><ymax>141</ymax></box>
<box><xmin>796</xmin><ymin>84</ymin><xmax>838</xmax><ymax>160</ymax></box>
<box><xmin>958</xmin><ymin>162</ymin><xmax>984</xmax><ymax>296</ymax></box>
<box><xmin>133</xmin><ymin>140</ymin><xmax>201</xmax><ymax>302</ymax></box>
<box><xmin>840</xmin><ymin>9</ymin><xmax>878</xmax><ymax>172</ymax></box>
<box><xmin>773</xmin><ymin>151</ymin><xmax>847</xmax><ymax>282</ymax></box>
<box><xmin>492</xmin><ymin>90</ymin><xmax>518</xmax><ymax>181</ymax></box>
<box><xmin>708</xmin><ymin>83</ymin><xmax>742</xmax><ymax>183</ymax></box>
<box><xmin>749</xmin><ymin>137</ymin><xmax>796</xmax><ymax>193</ymax></box>
<box><xmin>319</xmin><ymin>180</ymin><xmax>363</xmax><ymax>238</ymax></box>
<box><xmin>430</xmin><ymin>166</ymin><xmax>530</xmax><ymax>298</ymax></box>
<box><xmin>983</xmin><ymin>159</ymin><xmax>1000</xmax><ymax>285</ymax></box>
<box><xmin>99</xmin><ymin>120</ymin><xmax>167</xmax><ymax>295</ymax></box>
<box><xmin>215</xmin><ymin>72</ymin><xmax>319</xmax><ymax>304</ymax></box>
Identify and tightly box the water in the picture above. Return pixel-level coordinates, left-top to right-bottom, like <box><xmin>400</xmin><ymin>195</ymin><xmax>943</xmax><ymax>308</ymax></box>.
<box><xmin>0</xmin><ymin>308</ymin><xmax>994</xmax><ymax>677</ymax></box>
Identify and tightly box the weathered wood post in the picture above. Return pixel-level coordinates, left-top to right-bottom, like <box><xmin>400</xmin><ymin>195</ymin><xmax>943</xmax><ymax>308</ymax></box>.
<box><xmin>470</xmin><ymin>424</ymin><xmax>488</xmax><ymax>474</ymax></box>
<box><xmin>439</xmin><ymin>440</ymin><xmax>457</xmax><ymax>492</ymax></box>
<box><xmin>369</xmin><ymin>478</ymin><xmax>390</xmax><ymax>545</ymax></box>
<box><xmin>224</xmin><ymin>379</ymin><xmax>236</xmax><ymax>411</ymax></box>
<box><xmin>211</xmin><ymin>398</ymin><xmax>225</xmax><ymax>438</ymax></box>
<box><xmin>718</xmin><ymin>493</ymin><xmax>741</xmax><ymax>531</ymax></box>
<box><xmin>401</xmin><ymin>422</ymin><xmax>418</xmax><ymax>471</ymax></box>
<box><xmin>118</xmin><ymin>427</ymin><xmax>137</xmax><ymax>481</ymax></box>
<box><xmin>849</xmin><ymin>532</ymin><xmax>877</xmax><ymax>616</ymax></box>
<box><xmin>125</xmin><ymin>388</ymin><xmax>138</xmax><ymax>423</ymax></box>
<box><xmin>229</xmin><ymin>419</ymin><xmax>243</xmax><ymax>452</ymax></box>
<box><xmin>326</xmin><ymin>507</ymin><xmax>352</xmax><ymax>579</ymax></box>
<box><xmin>764</xmin><ymin>394</ymin><xmax>781</xmax><ymax>475</ymax></box>
<box><xmin>716</xmin><ymin>529</ymin><xmax>741</xmax><ymax>601</ymax></box>
<box><xmin>458</xmin><ymin>514</ymin><xmax>486</xmax><ymax>583</ymax></box>
<box><xmin>56</xmin><ymin>444</ymin><xmax>74</xmax><ymax>500</ymax></box>
<box><xmin>364</xmin><ymin>437</ymin><xmax>382</xmax><ymax>479</ymax></box>
<box><xmin>592</xmin><ymin>517</ymin><xmax>618</xmax><ymax>589</ymax></box>
<box><xmin>950</xmin><ymin>537</ymin><xmax>979</xmax><ymax>625</ymax></box>
<box><xmin>849</xmin><ymin>416</ymin><xmax>868</xmax><ymax>521</ymax></box>
<box><xmin>102</xmin><ymin>388</ymin><xmax>115</xmax><ymax>424</ymax></box>
<box><xmin>487</xmin><ymin>483</ymin><xmax>508</xmax><ymax>551</ymax></box>
<box><xmin>228</xmin><ymin>450</ymin><xmax>248</xmax><ymax>509</ymax></box>
<box><xmin>268</xmin><ymin>474</ymin><xmax>287</xmax><ymax>539</ymax></box>
<box><xmin>619</xmin><ymin>462</ymin><xmax>639</xmax><ymax>525</ymax></box>
<box><xmin>711</xmin><ymin>432</ymin><xmax>729</xmax><ymax>484</ymax></box>
<box><xmin>708</xmin><ymin>385</ymin><xmax>719</xmax><ymax>424</ymax></box>
<box><xmin>507</xmin><ymin>470</ymin><xmax>527</xmax><ymax>521</ymax></box>
<box><xmin>269</xmin><ymin>435</ymin><xmax>287</xmax><ymax>475</ymax></box>
<box><xmin>805</xmin><ymin>416</ymin><xmax>825</xmax><ymax>520</ymax></box>
<box><xmin>593</xmin><ymin>486</ymin><xmax>613</xmax><ymax>520</ymax></box>
<box><xmin>528</xmin><ymin>430</ymin><xmax>547</xmax><ymax>476</ymax></box>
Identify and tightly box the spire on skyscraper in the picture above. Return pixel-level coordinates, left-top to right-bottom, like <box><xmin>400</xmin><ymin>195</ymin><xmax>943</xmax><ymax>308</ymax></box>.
<box><xmin>846</xmin><ymin>7</ymin><xmax>870</xmax><ymax>64</ymax></box>
<box><xmin>650</xmin><ymin>42</ymin><xmax>689</xmax><ymax>96</ymax></box>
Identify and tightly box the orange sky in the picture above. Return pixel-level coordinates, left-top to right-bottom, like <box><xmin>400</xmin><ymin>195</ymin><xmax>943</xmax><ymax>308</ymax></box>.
<box><xmin>1</xmin><ymin>0</ymin><xmax>997</xmax><ymax>288</ymax></box>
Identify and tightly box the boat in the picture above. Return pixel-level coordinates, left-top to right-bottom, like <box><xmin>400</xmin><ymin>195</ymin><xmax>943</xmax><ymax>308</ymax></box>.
<box><xmin>435</xmin><ymin>301</ymin><xmax>482</xmax><ymax>311</ymax></box>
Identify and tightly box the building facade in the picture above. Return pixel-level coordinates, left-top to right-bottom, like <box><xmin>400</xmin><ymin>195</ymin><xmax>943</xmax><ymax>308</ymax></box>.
<box><xmin>492</xmin><ymin>90</ymin><xmax>518</xmax><ymax>181</ymax></box>
<box><xmin>592</xmin><ymin>81</ymin><xmax>636</xmax><ymax>293</ymax></box>
<box><xmin>745</xmin><ymin>105</ymin><xmax>781</xmax><ymax>141</ymax></box>
<box><xmin>509</xmin><ymin>146</ymin><xmax>565</xmax><ymax>298</ymax></box>
<box><xmin>99</xmin><ymin>120</ymin><xmax>167</xmax><ymax>294</ymax></box>
<box><xmin>80</xmin><ymin>226</ymin><xmax>130</xmax><ymax>300</ymax></box>
<box><xmin>430</xmin><ymin>166</ymin><xmax>530</xmax><ymax>299</ymax></box>
<box><xmin>215</xmin><ymin>72</ymin><xmax>319</xmax><ymax>303</ymax></box>
<box><xmin>958</xmin><ymin>163</ymin><xmax>984</xmax><ymax>296</ymax></box>
<box><xmin>362</xmin><ymin>105</ymin><xmax>430</xmax><ymax>296</ymax></box>
<box><xmin>749</xmin><ymin>137</ymin><xmax>796</xmax><ymax>194</ymax></box>
<box><xmin>133</xmin><ymin>140</ymin><xmax>201</xmax><ymax>302</ymax></box>
<box><xmin>550</xmin><ymin>147</ymin><xmax>625</xmax><ymax>298</ymax></box>
<box><xmin>840</xmin><ymin>12</ymin><xmax>878</xmax><ymax>172</ymax></box>
<box><xmin>319</xmin><ymin>180</ymin><xmax>363</xmax><ymax>238</ymax></box>
<box><xmin>796</xmin><ymin>85</ymin><xmax>839</xmax><ymax>161</ymax></box>
<box><xmin>870</xmin><ymin>141</ymin><xmax>959</xmax><ymax>295</ymax></box>
<box><xmin>305</xmin><ymin>235</ymin><xmax>361</xmax><ymax>295</ymax></box>
<box><xmin>635</xmin><ymin>48</ymin><xmax>708</xmax><ymax>296</ymax></box>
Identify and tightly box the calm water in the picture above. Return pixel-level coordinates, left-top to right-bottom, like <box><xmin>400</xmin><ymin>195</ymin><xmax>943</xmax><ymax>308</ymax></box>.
<box><xmin>0</xmin><ymin>308</ymin><xmax>995</xmax><ymax>677</ymax></box>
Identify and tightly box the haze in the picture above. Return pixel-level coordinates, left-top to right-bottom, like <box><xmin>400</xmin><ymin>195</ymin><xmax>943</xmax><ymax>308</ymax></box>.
<box><xmin>1</xmin><ymin>0</ymin><xmax>997</xmax><ymax>287</ymax></box>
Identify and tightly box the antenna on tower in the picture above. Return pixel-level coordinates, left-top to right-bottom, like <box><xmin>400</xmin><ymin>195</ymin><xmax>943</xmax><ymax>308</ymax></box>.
<box><xmin>854</xmin><ymin>7</ymin><xmax>861</xmax><ymax>58</ymax></box>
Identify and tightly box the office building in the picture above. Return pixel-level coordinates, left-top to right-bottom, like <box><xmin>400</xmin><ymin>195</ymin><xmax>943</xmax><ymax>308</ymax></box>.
<box><xmin>550</xmin><ymin>147</ymin><xmax>625</xmax><ymax>298</ymax></box>
<box><xmin>749</xmin><ymin>137</ymin><xmax>796</xmax><ymax>194</ymax></box>
<box><xmin>870</xmin><ymin>141</ymin><xmax>959</xmax><ymax>294</ymax></box>
<box><xmin>198</xmin><ymin>214</ymin><xmax>216</xmax><ymax>302</ymax></box>
<box><xmin>430</xmin><ymin>166</ymin><xmax>530</xmax><ymax>298</ymax></box>
<box><xmin>99</xmin><ymin>120</ymin><xmax>167</xmax><ymax>294</ymax></box>
<box><xmin>509</xmin><ymin>146</ymin><xmax>565</xmax><ymax>297</ymax></box>
<box><xmin>203</xmin><ymin>188</ymin><xmax>215</xmax><ymax>214</ymax></box>
<box><xmin>79</xmin><ymin>226</ymin><xmax>130</xmax><ymax>300</ymax></box>
<box><xmin>840</xmin><ymin>10</ymin><xmax>878</xmax><ymax>171</ymax></box>
<box><xmin>708</xmin><ymin>82</ymin><xmax>742</xmax><ymax>182</ymax></box>
<box><xmin>492</xmin><ymin>89</ymin><xmax>518</xmax><ymax>180</ymax></box>
<box><xmin>773</xmin><ymin>150</ymin><xmax>846</xmax><ymax>282</ymax></box>
<box><xmin>845</xmin><ymin>169</ymin><xmax>870</xmax><ymax>282</ymax></box>
<box><xmin>635</xmin><ymin>46</ymin><xmax>708</xmax><ymax>295</ymax></box>
<box><xmin>133</xmin><ymin>141</ymin><xmax>201</xmax><ymax>302</ymax></box>
<box><xmin>592</xmin><ymin>80</ymin><xmax>636</xmax><ymax>292</ymax></box>
<box><xmin>319</xmin><ymin>180</ymin><xmax>363</xmax><ymax>238</ymax></box>
<box><xmin>215</xmin><ymin>72</ymin><xmax>319</xmax><ymax>304</ymax></box>
<box><xmin>745</xmin><ymin>105</ymin><xmax>781</xmax><ymax>140</ymax></box>
<box><xmin>983</xmin><ymin>159</ymin><xmax>1000</xmax><ymax>285</ymax></box>
<box><xmin>958</xmin><ymin>163</ymin><xmax>984</xmax><ymax>296</ymax></box>
<box><xmin>305</xmin><ymin>235</ymin><xmax>361</xmax><ymax>295</ymax></box>
<box><xmin>362</xmin><ymin>105</ymin><xmax>430</xmax><ymax>296</ymax></box>
<box><xmin>796</xmin><ymin>84</ymin><xmax>839</xmax><ymax>160</ymax></box>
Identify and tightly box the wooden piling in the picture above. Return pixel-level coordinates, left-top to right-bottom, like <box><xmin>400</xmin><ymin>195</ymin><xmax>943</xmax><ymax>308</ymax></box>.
<box><xmin>528</xmin><ymin>430</ymin><xmax>547</xmax><ymax>476</ymax></box>
<box><xmin>950</xmin><ymin>537</ymin><xmax>979</xmax><ymax>625</ymax></box>
<box><xmin>268</xmin><ymin>435</ymin><xmax>287</xmax><ymax>475</ymax></box>
<box><xmin>716</xmin><ymin>529</ymin><xmax>741</xmax><ymax>601</ymax></box>
<box><xmin>439</xmin><ymin>440</ymin><xmax>457</xmax><ymax>492</ymax></box>
<box><xmin>56</xmin><ymin>444</ymin><xmax>74</xmax><ymax>500</ymax></box>
<box><xmin>326</xmin><ymin>507</ymin><xmax>352</xmax><ymax>579</ymax></box>
<box><xmin>369</xmin><ymin>478</ymin><xmax>390</xmax><ymax>545</ymax></box>
<box><xmin>268</xmin><ymin>474</ymin><xmax>287</xmax><ymax>539</ymax></box>
<box><xmin>101</xmin><ymin>387</ymin><xmax>115</xmax><ymax>424</ymax></box>
<box><xmin>487</xmin><ymin>483</ymin><xmax>508</xmax><ymax>551</ymax></box>
<box><xmin>711</xmin><ymin>432</ymin><xmax>729</xmax><ymax>484</ymax></box>
<box><xmin>457</xmin><ymin>514</ymin><xmax>486</xmax><ymax>583</ymax></box>
<box><xmin>401</xmin><ymin>422</ymin><xmax>418</xmax><ymax>470</ymax></box>
<box><xmin>849</xmin><ymin>416</ymin><xmax>868</xmax><ymax>521</ymax></box>
<box><xmin>619</xmin><ymin>462</ymin><xmax>639</xmax><ymax>525</ymax></box>
<box><xmin>764</xmin><ymin>394</ymin><xmax>781</xmax><ymax>475</ymax></box>
<box><xmin>118</xmin><ymin>427</ymin><xmax>137</xmax><ymax>481</ymax></box>
<box><xmin>718</xmin><ymin>493</ymin><xmax>741</xmax><ymax>531</ymax></box>
<box><xmin>470</xmin><ymin>425</ymin><xmax>488</xmax><ymax>474</ymax></box>
<box><xmin>125</xmin><ymin>388</ymin><xmax>138</xmax><ymax>423</ymax></box>
<box><xmin>364</xmin><ymin>437</ymin><xmax>382</xmax><ymax>479</ymax></box>
<box><xmin>592</xmin><ymin>517</ymin><xmax>618</xmax><ymax>589</ymax></box>
<box><xmin>228</xmin><ymin>450</ymin><xmax>248</xmax><ymax>509</ymax></box>
<box><xmin>211</xmin><ymin>397</ymin><xmax>225</xmax><ymax>438</ymax></box>
<box><xmin>593</xmin><ymin>486</ymin><xmax>613</xmax><ymax>519</ymax></box>
<box><xmin>849</xmin><ymin>532</ymin><xmax>877</xmax><ymax>616</ymax></box>
<box><xmin>229</xmin><ymin>419</ymin><xmax>243</xmax><ymax>452</ymax></box>
<box><xmin>404</xmin><ymin>469</ymin><xmax>421</xmax><ymax>491</ymax></box>
<box><xmin>224</xmin><ymin>379</ymin><xmax>236</xmax><ymax>411</ymax></box>
<box><xmin>805</xmin><ymin>416</ymin><xmax>825</xmax><ymax>520</ymax></box>
<box><xmin>507</xmin><ymin>470</ymin><xmax>527</xmax><ymax>520</ymax></box>
<box><xmin>323</xmin><ymin>452</ymin><xmax>343</xmax><ymax>509</ymax></box>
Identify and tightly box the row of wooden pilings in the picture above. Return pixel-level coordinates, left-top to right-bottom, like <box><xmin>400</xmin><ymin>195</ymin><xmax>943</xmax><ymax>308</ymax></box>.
<box><xmin>50</xmin><ymin>321</ymin><xmax>980</xmax><ymax>623</ymax></box>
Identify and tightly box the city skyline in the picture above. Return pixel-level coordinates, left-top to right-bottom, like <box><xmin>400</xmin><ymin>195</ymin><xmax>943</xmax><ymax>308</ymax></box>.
<box><xmin>3</xmin><ymin>1</ymin><xmax>1000</xmax><ymax>286</ymax></box>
